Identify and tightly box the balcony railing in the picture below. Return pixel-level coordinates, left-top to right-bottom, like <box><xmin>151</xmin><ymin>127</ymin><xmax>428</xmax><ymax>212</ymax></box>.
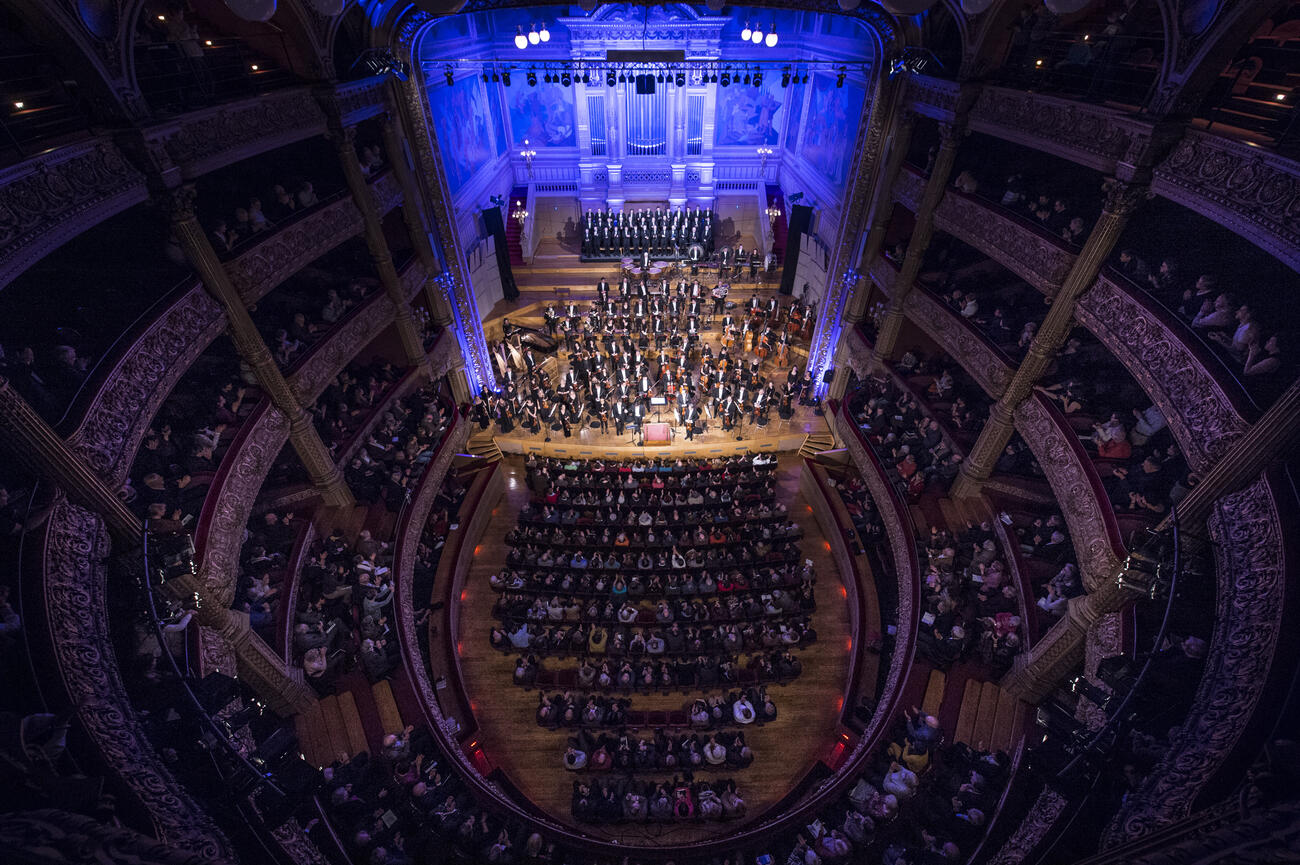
<box><xmin>1012</xmin><ymin>393</ymin><xmax>1127</xmax><ymax>592</ymax></box>
<box><xmin>934</xmin><ymin>187</ymin><xmax>1078</xmax><ymax>294</ymax></box>
<box><xmin>0</xmin><ymin>138</ymin><xmax>148</xmax><ymax>288</ymax></box>
<box><xmin>227</xmin><ymin>194</ymin><xmax>365</xmax><ymax>303</ymax></box>
<box><xmin>1075</xmin><ymin>268</ymin><xmax>1254</xmax><ymax>474</ymax></box>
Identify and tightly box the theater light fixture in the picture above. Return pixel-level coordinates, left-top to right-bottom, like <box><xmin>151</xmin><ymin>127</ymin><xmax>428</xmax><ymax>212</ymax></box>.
<box><xmin>765</xmin><ymin>23</ymin><xmax>778</xmax><ymax>47</ymax></box>
<box><xmin>675</xmin><ymin>71</ymin><xmax>686</xmax><ymax>87</ymax></box>
<box><xmin>502</xmin><ymin>69</ymin><xmax>511</xmax><ymax>86</ymax></box>
<box><xmin>514</xmin><ymin>26</ymin><xmax>527</xmax><ymax>49</ymax></box>
<box><xmin>444</xmin><ymin>64</ymin><xmax>453</xmax><ymax>86</ymax></box>
<box><xmin>741</xmin><ymin>21</ymin><xmax>752</xmax><ymax>41</ymax></box>
<box><xmin>837</xmin><ymin>67</ymin><xmax>846</xmax><ymax>87</ymax></box>
<box><xmin>720</xmin><ymin>68</ymin><xmax>731</xmax><ymax>87</ymax></box>
<box><xmin>539</xmin><ymin>22</ymin><xmax>550</xmax><ymax>42</ymax></box>
<box><xmin>753</xmin><ymin>71</ymin><xmax>763</xmax><ymax>87</ymax></box>
<box><xmin>527</xmin><ymin>69</ymin><xmax>537</xmax><ymax>86</ymax></box>
<box><xmin>751</xmin><ymin>22</ymin><xmax>764</xmax><ymax>44</ymax></box>
<box><xmin>607</xmin><ymin>70</ymin><xmax>617</xmax><ymax>87</ymax></box>
<box><xmin>528</xmin><ymin>23</ymin><xmax>540</xmax><ymax>45</ymax></box>
<box><xmin>781</xmin><ymin>67</ymin><xmax>790</xmax><ymax>87</ymax></box>
<box><xmin>561</xmin><ymin>70</ymin><xmax>572</xmax><ymax>86</ymax></box>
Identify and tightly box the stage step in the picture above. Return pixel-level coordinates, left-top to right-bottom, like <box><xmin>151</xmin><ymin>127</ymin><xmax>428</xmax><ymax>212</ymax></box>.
<box><xmin>921</xmin><ymin>669</ymin><xmax>947</xmax><ymax>717</ymax></box>
<box><xmin>799</xmin><ymin>433</ymin><xmax>836</xmax><ymax>459</ymax></box>
<box><xmin>468</xmin><ymin>432</ymin><xmax>504</xmax><ymax>464</ymax></box>
<box><xmin>318</xmin><ymin>695</ymin><xmax>353</xmax><ymax>764</ymax></box>
<box><xmin>372</xmin><ymin>679</ymin><xmax>406</xmax><ymax>738</ymax></box>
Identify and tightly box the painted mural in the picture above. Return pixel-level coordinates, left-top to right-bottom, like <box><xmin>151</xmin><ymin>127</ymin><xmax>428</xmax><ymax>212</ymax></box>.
<box><xmin>427</xmin><ymin>74</ymin><xmax>506</xmax><ymax>193</ymax></box>
<box><xmin>714</xmin><ymin>76</ymin><xmax>785</xmax><ymax>147</ymax></box>
<box><xmin>507</xmin><ymin>81</ymin><xmax>577</xmax><ymax>148</ymax></box>
<box><xmin>800</xmin><ymin>73</ymin><xmax>866</xmax><ymax>187</ymax></box>
<box><xmin>784</xmin><ymin>80</ymin><xmax>806</xmax><ymax>153</ymax></box>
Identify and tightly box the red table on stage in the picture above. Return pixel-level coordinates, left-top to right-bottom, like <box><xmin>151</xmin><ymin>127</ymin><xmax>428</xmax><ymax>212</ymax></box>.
<box><xmin>643</xmin><ymin>423</ymin><xmax>671</xmax><ymax>445</ymax></box>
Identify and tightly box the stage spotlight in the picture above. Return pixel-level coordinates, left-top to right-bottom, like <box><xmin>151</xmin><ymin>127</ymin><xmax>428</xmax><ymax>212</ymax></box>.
<box><xmin>443</xmin><ymin>64</ymin><xmax>453</xmax><ymax>86</ymax></box>
<box><xmin>527</xmin><ymin>69</ymin><xmax>537</xmax><ymax>86</ymax></box>
<box><xmin>710</xmin><ymin>71</ymin><xmax>718</xmax><ymax>83</ymax></box>
<box><xmin>492</xmin><ymin>69</ymin><xmax>500</xmax><ymax>82</ymax></box>
<box><xmin>753</xmin><ymin>71</ymin><xmax>763</xmax><ymax>87</ymax></box>
<box><xmin>720</xmin><ymin>69</ymin><xmax>731</xmax><ymax>87</ymax></box>
<box><xmin>514</xmin><ymin>26</ymin><xmax>527</xmax><ymax>50</ymax></box>
<box><xmin>561</xmin><ymin>71</ymin><xmax>572</xmax><ymax>86</ymax></box>
<box><xmin>618</xmin><ymin>71</ymin><xmax>627</xmax><ymax>83</ymax></box>
<box><xmin>743</xmin><ymin>72</ymin><xmax>750</xmax><ymax>85</ymax></box>
<box><xmin>503</xmin><ymin>69</ymin><xmax>512</xmax><ymax>86</ymax></box>
<box><xmin>582</xmin><ymin>71</ymin><xmax>590</xmax><ymax>84</ymax></box>
<box><xmin>781</xmin><ymin>68</ymin><xmax>790</xmax><ymax>87</ymax></box>
<box><xmin>482</xmin><ymin>70</ymin><xmax>490</xmax><ymax>83</ymax></box>
<box><xmin>836</xmin><ymin>67</ymin><xmax>845</xmax><ymax>87</ymax></box>
<box><xmin>675</xmin><ymin>71</ymin><xmax>685</xmax><ymax>87</ymax></box>
<box><xmin>607</xmin><ymin>70</ymin><xmax>617</xmax><ymax>87</ymax></box>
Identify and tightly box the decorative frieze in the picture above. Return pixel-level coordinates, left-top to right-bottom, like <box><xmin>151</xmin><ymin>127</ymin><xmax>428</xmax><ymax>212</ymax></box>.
<box><xmin>970</xmin><ymin>86</ymin><xmax>1135</xmax><ymax>172</ymax></box>
<box><xmin>1153</xmin><ymin>129</ymin><xmax>1300</xmax><ymax>273</ymax></box>
<box><xmin>1076</xmin><ymin>274</ymin><xmax>1251</xmax><ymax>472</ymax></box>
<box><xmin>934</xmin><ymin>192</ymin><xmax>1077</xmax><ymax>292</ymax></box>
<box><xmin>227</xmin><ymin>197</ymin><xmax>364</xmax><ymax>303</ymax></box>
<box><xmin>902</xmin><ymin>289</ymin><xmax>1014</xmax><ymax>398</ymax></box>
<box><xmin>1013</xmin><ymin>395</ymin><xmax>1125</xmax><ymax>591</ymax></box>
<box><xmin>66</xmin><ymin>283</ymin><xmax>226</xmax><ymax>486</ymax></box>
<box><xmin>369</xmin><ymin>168</ymin><xmax>404</xmax><ymax>216</ymax></box>
<box><xmin>288</xmin><ymin>296</ymin><xmax>398</xmax><ymax>404</ymax></box>
<box><xmin>163</xmin><ymin>88</ymin><xmax>327</xmax><ymax>178</ymax></box>
<box><xmin>0</xmin><ymin>139</ymin><xmax>147</xmax><ymax>287</ymax></box>
<box><xmin>893</xmin><ymin>166</ymin><xmax>925</xmax><ymax>212</ymax></box>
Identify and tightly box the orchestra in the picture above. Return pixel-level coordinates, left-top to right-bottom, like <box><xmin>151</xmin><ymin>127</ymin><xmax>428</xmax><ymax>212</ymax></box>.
<box><xmin>478</xmin><ymin>279</ymin><xmax>818</xmax><ymax>444</ymax></box>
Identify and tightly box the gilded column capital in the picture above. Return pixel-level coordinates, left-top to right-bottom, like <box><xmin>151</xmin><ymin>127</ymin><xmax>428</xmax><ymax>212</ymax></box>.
<box><xmin>165</xmin><ymin>183</ymin><xmax>200</xmax><ymax>224</ymax></box>
<box><xmin>1101</xmin><ymin>178</ymin><xmax>1151</xmax><ymax>217</ymax></box>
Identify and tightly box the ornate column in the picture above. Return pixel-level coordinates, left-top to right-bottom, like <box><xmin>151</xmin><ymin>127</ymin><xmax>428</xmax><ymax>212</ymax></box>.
<box><xmin>1156</xmin><ymin>377</ymin><xmax>1300</xmax><ymax>527</ymax></box>
<box><xmin>950</xmin><ymin>180</ymin><xmax>1148</xmax><ymax>499</ymax></box>
<box><xmin>165</xmin><ymin>573</ymin><xmax>316</xmax><ymax>714</ymax></box>
<box><xmin>378</xmin><ymin>97</ymin><xmax>454</xmax><ymax>329</ymax></box>
<box><xmin>166</xmin><ymin>186</ymin><xmax>353</xmax><ymax>506</ymax></box>
<box><xmin>1003</xmin><ymin>578</ymin><xmax>1145</xmax><ymax>702</ymax></box>
<box><xmin>327</xmin><ymin>122</ymin><xmax>432</xmax><ymax>377</ymax></box>
<box><xmin>848</xmin><ymin>108</ymin><xmax>918</xmax><ymax>324</ymax></box>
<box><xmin>0</xmin><ymin>377</ymin><xmax>141</xmax><ymax>542</ymax></box>
<box><xmin>871</xmin><ymin>120</ymin><xmax>963</xmax><ymax>362</ymax></box>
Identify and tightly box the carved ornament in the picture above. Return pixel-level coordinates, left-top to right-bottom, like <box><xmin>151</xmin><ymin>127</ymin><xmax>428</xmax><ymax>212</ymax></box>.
<box><xmin>934</xmin><ymin>193</ymin><xmax>1076</xmax><ymax>291</ymax></box>
<box><xmin>164</xmin><ymin>89</ymin><xmax>327</xmax><ymax>178</ymax></box>
<box><xmin>970</xmin><ymin>86</ymin><xmax>1134</xmax><ymax>172</ymax></box>
<box><xmin>902</xmin><ymin>288</ymin><xmax>1014</xmax><ymax>398</ymax></box>
<box><xmin>227</xmin><ymin>198</ymin><xmax>364</xmax><ymax>303</ymax></box>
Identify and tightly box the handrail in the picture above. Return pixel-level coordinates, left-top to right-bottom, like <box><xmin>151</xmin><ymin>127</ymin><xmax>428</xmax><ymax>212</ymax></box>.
<box><xmin>1015</xmin><ymin>393</ymin><xmax>1127</xmax><ymax>591</ymax></box>
<box><xmin>1093</xmin><ymin>265</ymin><xmax>1260</xmax><ymax>418</ymax></box>
<box><xmin>192</xmin><ymin>400</ymin><xmax>271</xmax><ymax>562</ymax></box>
<box><xmin>903</xmin><ymin>279</ymin><xmax>1017</xmax><ymax>399</ymax></box>
<box><xmin>52</xmin><ymin>272</ymin><xmax>201</xmax><ymax>434</ymax></box>
<box><xmin>218</xmin><ymin>187</ymin><xmax>352</xmax><ymax>263</ymax></box>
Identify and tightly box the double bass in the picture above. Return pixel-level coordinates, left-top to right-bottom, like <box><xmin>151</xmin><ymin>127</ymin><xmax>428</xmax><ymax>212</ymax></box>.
<box><xmin>756</xmin><ymin>332</ymin><xmax>771</xmax><ymax>361</ymax></box>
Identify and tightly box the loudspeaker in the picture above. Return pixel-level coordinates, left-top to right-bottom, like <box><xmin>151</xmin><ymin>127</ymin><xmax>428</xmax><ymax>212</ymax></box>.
<box><xmin>822</xmin><ymin>368</ymin><xmax>835</xmax><ymax>384</ymax></box>
<box><xmin>481</xmin><ymin>207</ymin><xmax>519</xmax><ymax>302</ymax></box>
<box><xmin>635</xmin><ymin>74</ymin><xmax>656</xmax><ymax>94</ymax></box>
<box><xmin>779</xmin><ymin>204</ymin><xmax>813</xmax><ymax>296</ymax></box>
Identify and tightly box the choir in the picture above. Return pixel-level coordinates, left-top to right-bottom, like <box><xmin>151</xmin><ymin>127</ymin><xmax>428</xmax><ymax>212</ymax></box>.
<box><xmin>581</xmin><ymin>206</ymin><xmax>715</xmax><ymax>261</ymax></box>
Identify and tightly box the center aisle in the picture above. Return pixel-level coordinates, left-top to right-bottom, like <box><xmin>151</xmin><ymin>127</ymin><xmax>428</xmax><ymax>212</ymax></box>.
<box><xmin>456</xmin><ymin>454</ymin><xmax>852</xmax><ymax>846</ymax></box>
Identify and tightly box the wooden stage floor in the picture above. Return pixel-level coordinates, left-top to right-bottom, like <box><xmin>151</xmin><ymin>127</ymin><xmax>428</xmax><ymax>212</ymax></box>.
<box><xmin>456</xmin><ymin>455</ymin><xmax>853</xmax><ymax>847</ymax></box>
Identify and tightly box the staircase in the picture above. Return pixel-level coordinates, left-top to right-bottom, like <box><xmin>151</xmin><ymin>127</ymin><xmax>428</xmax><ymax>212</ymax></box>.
<box><xmin>467</xmin><ymin>431</ymin><xmax>504</xmax><ymax>464</ymax></box>
<box><xmin>506</xmin><ymin>185</ymin><xmax>528</xmax><ymax>267</ymax></box>
<box><xmin>799</xmin><ymin>433</ymin><xmax>836</xmax><ymax>459</ymax></box>
<box><xmin>295</xmin><ymin>674</ymin><xmax>413</xmax><ymax>768</ymax></box>
<box><xmin>766</xmin><ymin>184</ymin><xmax>789</xmax><ymax>265</ymax></box>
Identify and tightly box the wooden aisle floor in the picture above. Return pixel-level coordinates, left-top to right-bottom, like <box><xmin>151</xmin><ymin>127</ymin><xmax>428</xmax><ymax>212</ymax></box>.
<box><xmin>456</xmin><ymin>454</ymin><xmax>852</xmax><ymax>847</ymax></box>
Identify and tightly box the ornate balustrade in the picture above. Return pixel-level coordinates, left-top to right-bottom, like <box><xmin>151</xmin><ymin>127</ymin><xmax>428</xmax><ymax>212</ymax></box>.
<box><xmin>1074</xmin><ymin>270</ymin><xmax>1253</xmax><ymax>473</ymax></box>
<box><xmin>0</xmin><ymin>137</ymin><xmax>148</xmax><ymax>288</ymax></box>
<box><xmin>902</xmin><ymin>284</ymin><xmax>1016</xmax><ymax>398</ymax></box>
<box><xmin>894</xmin><ymin>164</ymin><xmax>925</xmax><ymax>212</ymax></box>
<box><xmin>933</xmin><ymin>189</ymin><xmax>1078</xmax><ymax>294</ymax></box>
<box><xmin>367</xmin><ymin>167</ymin><xmax>403</xmax><ymax>216</ymax></box>
<box><xmin>1152</xmin><ymin>128</ymin><xmax>1300</xmax><ymax>274</ymax></box>
<box><xmin>192</xmin><ymin>402</ymin><xmax>291</xmax><ymax>608</ymax></box>
<box><xmin>1103</xmin><ymin>468</ymin><xmax>1295</xmax><ymax>846</ymax></box>
<box><xmin>868</xmin><ymin>252</ymin><xmax>899</xmax><ymax>297</ymax></box>
<box><xmin>65</xmin><ymin>280</ymin><xmax>226</xmax><ymax>487</ymax></box>
<box><xmin>332</xmin><ymin>75</ymin><xmax>389</xmax><ymax>127</ymax></box>
<box><xmin>287</xmin><ymin>292</ymin><xmax>399</xmax><ymax>404</ymax></box>
<box><xmin>1012</xmin><ymin>394</ymin><xmax>1127</xmax><ymax>592</ymax></box>
<box><xmin>144</xmin><ymin>87</ymin><xmax>327</xmax><ymax>181</ymax></box>
<box><xmin>39</xmin><ymin>500</ymin><xmax>234</xmax><ymax>860</ymax></box>
<box><xmin>227</xmin><ymin>194</ymin><xmax>365</xmax><ymax>303</ymax></box>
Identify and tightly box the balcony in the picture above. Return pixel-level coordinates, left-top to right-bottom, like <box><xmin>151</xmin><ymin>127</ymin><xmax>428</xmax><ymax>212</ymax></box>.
<box><xmin>0</xmin><ymin>139</ymin><xmax>149</xmax><ymax>288</ymax></box>
<box><xmin>1152</xmin><ymin>129</ymin><xmax>1300</xmax><ymax>273</ymax></box>
<box><xmin>1074</xmin><ymin>269</ymin><xmax>1253</xmax><ymax>473</ymax></box>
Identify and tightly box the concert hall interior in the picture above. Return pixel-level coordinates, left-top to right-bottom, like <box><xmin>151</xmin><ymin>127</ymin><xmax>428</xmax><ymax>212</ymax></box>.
<box><xmin>2</xmin><ymin>2</ymin><xmax>1300</xmax><ymax>865</ymax></box>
